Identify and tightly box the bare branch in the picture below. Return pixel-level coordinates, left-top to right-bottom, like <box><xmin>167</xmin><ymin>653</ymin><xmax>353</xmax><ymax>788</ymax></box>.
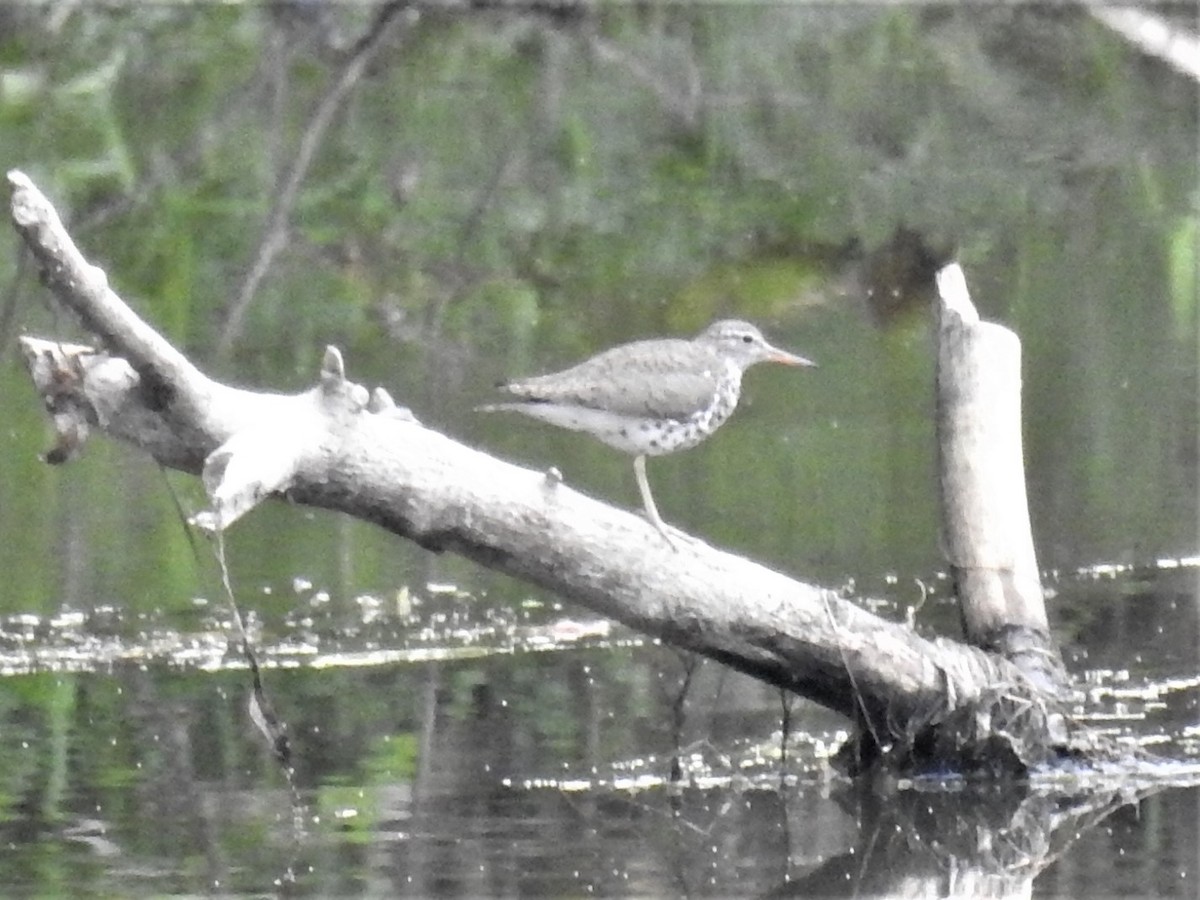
<box><xmin>1091</xmin><ymin>7</ymin><xmax>1200</xmax><ymax>83</ymax></box>
<box><xmin>216</xmin><ymin>1</ymin><xmax>413</xmax><ymax>355</ymax></box>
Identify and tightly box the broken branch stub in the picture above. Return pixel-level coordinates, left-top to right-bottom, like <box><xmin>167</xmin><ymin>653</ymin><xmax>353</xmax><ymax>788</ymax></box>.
<box><xmin>19</xmin><ymin>336</ymin><xmax>204</xmax><ymax>470</ymax></box>
<box><xmin>934</xmin><ymin>264</ymin><xmax>1066</xmax><ymax>691</ymax></box>
<box><xmin>193</xmin><ymin>347</ymin><xmax>373</xmax><ymax>532</ymax></box>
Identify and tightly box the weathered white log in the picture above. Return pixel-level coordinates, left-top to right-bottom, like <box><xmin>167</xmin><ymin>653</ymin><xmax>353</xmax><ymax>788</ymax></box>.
<box><xmin>10</xmin><ymin>170</ymin><xmax>1068</xmax><ymax>769</ymax></box>
<box><xmin>934</xmin><ymin>264</ymin><xmax>1065</xmax><ymax>691</ymax></box>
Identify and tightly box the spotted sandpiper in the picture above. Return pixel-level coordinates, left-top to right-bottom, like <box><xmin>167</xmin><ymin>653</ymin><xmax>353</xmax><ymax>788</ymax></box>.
<box><xmin>480</xmin><ymin>319</ymin><xmax>815</xmax><ymax>545</ymax></box>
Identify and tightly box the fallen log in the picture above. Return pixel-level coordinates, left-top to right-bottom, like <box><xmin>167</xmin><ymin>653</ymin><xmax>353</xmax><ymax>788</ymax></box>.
<box><xmin>9</xmin><ymin>169</ymin><xmax>1079</xmax><ymax>775</ymax></box>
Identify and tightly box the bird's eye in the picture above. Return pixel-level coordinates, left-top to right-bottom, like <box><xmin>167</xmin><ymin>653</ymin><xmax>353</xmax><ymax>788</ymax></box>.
<box><xmin>741</xmin><ymin>334</ymin><xmax>753</xmax><ymax>344</ymax></box>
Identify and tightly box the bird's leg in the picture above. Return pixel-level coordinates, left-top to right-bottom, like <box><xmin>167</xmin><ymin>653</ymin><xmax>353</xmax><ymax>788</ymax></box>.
<box><xmin>634</xmin><ymin>455</ymin><xmax>678</xmax><ymax>550</ymax></box>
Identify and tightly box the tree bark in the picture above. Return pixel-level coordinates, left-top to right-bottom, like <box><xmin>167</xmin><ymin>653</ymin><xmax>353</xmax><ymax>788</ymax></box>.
<box><xmin>934</xmin><ymin>264</ymin><xmax>1068</xmax><ymax>694</ymax></box>
<box><xmin>8</xmin><ymin>170</ymin><xmax>1076</xmax><ymax>775</ymax></box>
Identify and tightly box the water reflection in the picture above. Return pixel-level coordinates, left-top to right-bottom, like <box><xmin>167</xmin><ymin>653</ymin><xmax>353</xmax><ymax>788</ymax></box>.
<box><xmin>0</xmin><ymin>565</ymin><xmax>1195</xmax><ymax>894</ymax></box>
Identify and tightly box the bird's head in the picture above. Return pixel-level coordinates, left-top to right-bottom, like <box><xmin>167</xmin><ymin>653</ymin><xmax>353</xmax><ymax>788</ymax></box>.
<box><xmin>698</xmin><ymin>319</ymin><xmax>816</xmax><ymax>371</ymax></box>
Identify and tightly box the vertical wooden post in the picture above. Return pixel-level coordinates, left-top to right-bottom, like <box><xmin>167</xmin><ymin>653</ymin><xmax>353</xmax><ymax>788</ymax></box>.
<box><xmin>935</xmin><ymin>264</ymin><xmax>1067</xmax><ymax>691</ymax></box>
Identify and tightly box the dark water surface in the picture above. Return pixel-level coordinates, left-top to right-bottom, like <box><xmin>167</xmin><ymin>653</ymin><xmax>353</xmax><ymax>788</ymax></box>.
<box><xmin>0</xmin><ymin>4</ymin><xmax>1196</xmax><ymax>896</ymax></box>
<box><xmin>0</xmin><ymin>564</ymin><xmax>1194</xmax><ymax>896</ymax></box>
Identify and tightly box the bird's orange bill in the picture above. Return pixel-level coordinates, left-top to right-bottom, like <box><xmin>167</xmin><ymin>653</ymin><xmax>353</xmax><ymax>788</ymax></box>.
<box><xmin>769</xmin><ymin>349</ymin><xmax>817</xmax><ymax>367</ymax></box>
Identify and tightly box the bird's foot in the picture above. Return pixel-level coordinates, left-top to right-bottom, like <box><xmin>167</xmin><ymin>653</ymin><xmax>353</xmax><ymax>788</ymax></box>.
<box><xmin>644</xmin><ymin>516</ymin><xmax>698</xmax><ymax>552</ymax></box>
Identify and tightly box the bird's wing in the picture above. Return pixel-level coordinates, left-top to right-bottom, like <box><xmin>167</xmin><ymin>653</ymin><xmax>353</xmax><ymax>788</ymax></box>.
<box><xmin>502</xmin><ymin>340</ymin><xmax>721</xmax><ymax>420</ymax></box>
